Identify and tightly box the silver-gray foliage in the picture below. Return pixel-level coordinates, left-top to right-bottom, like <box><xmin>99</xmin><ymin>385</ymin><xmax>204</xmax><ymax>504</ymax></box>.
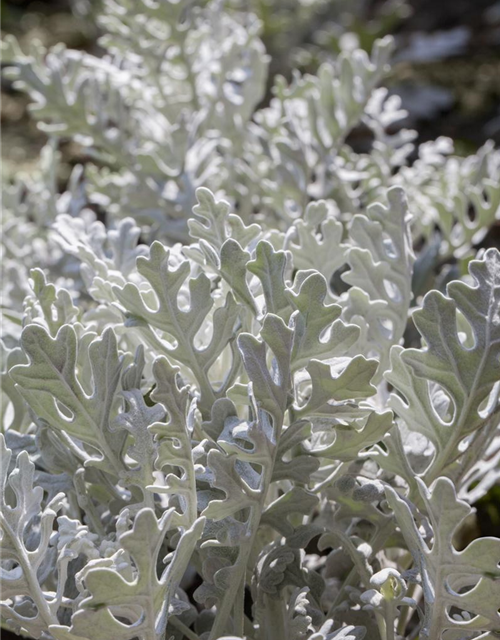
<box><xmin>1</xmin><ymin>2</ymin><xmax>500</xmax><ymax>640</ymax></box>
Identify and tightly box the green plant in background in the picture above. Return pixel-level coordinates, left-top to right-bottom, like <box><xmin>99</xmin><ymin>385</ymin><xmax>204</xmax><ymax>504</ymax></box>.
<box><xmin>1</xmin><ymin>1</ymin><xmax>500</xmax><ymax>640</ymax></box>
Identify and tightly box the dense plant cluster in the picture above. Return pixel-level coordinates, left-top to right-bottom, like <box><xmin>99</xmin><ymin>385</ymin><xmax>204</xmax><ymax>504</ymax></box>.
<box><xmin>1</xmin><ymin>2</ymin><xmax>500</xmax><ymax>640</ymax></box>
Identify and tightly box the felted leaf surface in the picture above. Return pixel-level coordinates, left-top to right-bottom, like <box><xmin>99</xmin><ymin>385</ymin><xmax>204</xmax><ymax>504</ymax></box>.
<box><xmin>199</xmin><ymin>313</ymin><xmax>295</xmax><ymax>639</ymax></box>
<box><xmin>294</xmin><ymin>356</ymin><xmax>378</xmax><ymax>420</ymax></box>
<box><xmin>285</xmin><ymin>200</ymin><xmax>348</xmax><ymax>286</ymax></box>
<box><xmin>272</xmin><ymin>420</ymin><xmax>319</xmax><ymax>483</ymax></box>
<box><xmin>261</xmin><ymin>487</ymin><xmax>319</xmax><ymax>538</ymax></box>
<box><xmin>237</xmin><ymin>313</ymin><xmax>294</xmax><ymax>425</ymax></box>
<box><xmin>1</xmin><ymin>340</ymin><xmax>28</xmax><ymax>432</ymax></box>
<box><xmin>387</xmin><ymin>248</ymin><xmax>500</xmax><ymax>477</ymax></box>
<box><xmin>247</xmin><ymin>241</ymin><xmax>292</xmax><ymax>320</ymax></box>
<box><xmin>149</xmin><ymin>356</ymin><xmax>198</xmax><ymax>526</ymax></box>
<box><xmin>288</xmin><ymin>271</ymin><xmax>360</xmax><ymax>371</ymax></box>
<box><xmin>312</xmin><ymin>410</ymin><xmax>393</xmax><ymax>461</ymax></box>
<box><xmin>68</xmin><ymin>509</ymin><xmax>205</xmax><ymax>640</ymax></box>
<box><xmin>113</xmin><ymin>388</ymin><xmax>163</xmax><ymax>502</ymax></box>
<box><xmin>112</xmin><ymin>241</ymin><xmax>239</xmax><ymax>415</ymax></box>
<box><xmin>219</xmin><ymin>238</ymin><xmax>257</xmax><ymax>313</ymax></box>
<box><xmin>188</xmin><ymin>187</ymin><xmax>231</xmax><ymax>250</ymax></box>
<box><xmin>0</xmin><ymin>436</ymin><xmax>64</xmax><ymax>636</ymax></box>
<box><xmin>188</xmin><ymin>187</ymin><xmax>261</xmax><ymax>254</ymax></box>
<box><xmin>24</xmin><ymin>268</ymin><xmax>79</xmax><ymax>336</ymax></box>
<box><xmin>386</xmin><ymin>478</ymin><xmax>500</xmax><ymax>639</ymax></box>
<box><xmin>10</xmin><ymin>325</ymin><xmax>125</xmax><ymax>474</ymax></box>
<box><xmin>342</xmin><ymin>186</ymin><xmax>414</xmax><ymax>379</ymax></box>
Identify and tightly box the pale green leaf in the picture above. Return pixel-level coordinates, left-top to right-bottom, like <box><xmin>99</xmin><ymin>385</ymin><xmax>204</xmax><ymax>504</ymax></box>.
<box><xmin>386</xmin><ymin>478</ymin><xmax>500</xmax><ymax>639</ymax></box>
<box><xmin>387</xmin><ymin>248</ymin><xmax>500</xmax><ymax>479</ymax></box>
<box><xmin>69</xmin><ymin>509</ymin><xmax>205</xmax><ymax>640</ymax></box>
<box><xmin>10</xmin><ymin>325</ymin><xmax>125</xmax><ymax>474</ymax></box>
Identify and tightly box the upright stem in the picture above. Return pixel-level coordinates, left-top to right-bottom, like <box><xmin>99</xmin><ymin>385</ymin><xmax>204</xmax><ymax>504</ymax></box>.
<box><xmin>0</xmin><ymin>515</ymin><xmax>58</xmax><ymax>629</ymax></box>
<box><xmin>384</xmin><ymin>604</ymin><xmax>396</xmax><ymax>640</ymax></box>
<box><xmin>233</xmin><ymin>579</ymin><xmax>245</xmax><ymax>638</ymax></box>
<box><xmin>208</xmin><ymin>403</ymin><xmax>283</xmax><ymax>639</ymax></box>
<box><xmin>396</xmin><ymin>581</ymin><xmax>418</xmax><ymax>637</ymax></box>
<box><xmin>327</xmin><ymin>523</ymin><xmax>393</xmax><ymax>616</ymax></box>
<box><xmin>263</xmin><ymin>595</ymin><xmax>286</xmax><ymax>640</ymax></box>
<box><xmin>168</xmin><ymin>616</ymin><xmax>201</xmax><ymax>640</ymax></box>
<box><xmin>208</xmin><ymin>459</ymin><xmax>275</xmax><ymax>640</ymax></box>
<box><xmin>325</xmin><ymin>526</ymin><xmax>390</xmax><ymax>640</ymax></box>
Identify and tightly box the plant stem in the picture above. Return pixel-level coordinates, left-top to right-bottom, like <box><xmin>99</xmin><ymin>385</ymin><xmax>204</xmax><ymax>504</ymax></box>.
<box><xmin>233</xmin><ymin>579</ymin><xmax>245</xmax><ymax>638</ymax></box>
<box><xmin>385</xmin><ymin>604</ymin><xmax>396</xmax><ymax>640</ymax></box>
<box><xmin>208</xmin><ymin>460</ymin><xmax>275</xmax><ymax>639</ymax></box>
<box><xmin>169</xmin><ymin>616</ymin><xmax>201</xmax><ymax>640</ymax></box>
<box><xmin>396</xmin><ymin>581</ymin><xmax>417</xmax><ymax>637</ymax></box>
<box><xmin>0</xmin><ymin>515</ymin><xmax>58</xmax><ymax>629</ymax></box>
<box><xmin>208</xmin><ymin>404</ymin><xmax>283</xmax><ymax>639</ymax></box>
<box><xmin>263</xmin><ymin>595</ymin><xmax>286</xmax><ymax>640</ymax></box>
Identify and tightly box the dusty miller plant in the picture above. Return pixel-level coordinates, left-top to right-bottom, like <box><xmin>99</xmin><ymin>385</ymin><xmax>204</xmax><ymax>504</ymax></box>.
<box><xmin>1</xmin><ymin>1</ymin><xmax>500</xmax><ymax>640</ymax></box>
